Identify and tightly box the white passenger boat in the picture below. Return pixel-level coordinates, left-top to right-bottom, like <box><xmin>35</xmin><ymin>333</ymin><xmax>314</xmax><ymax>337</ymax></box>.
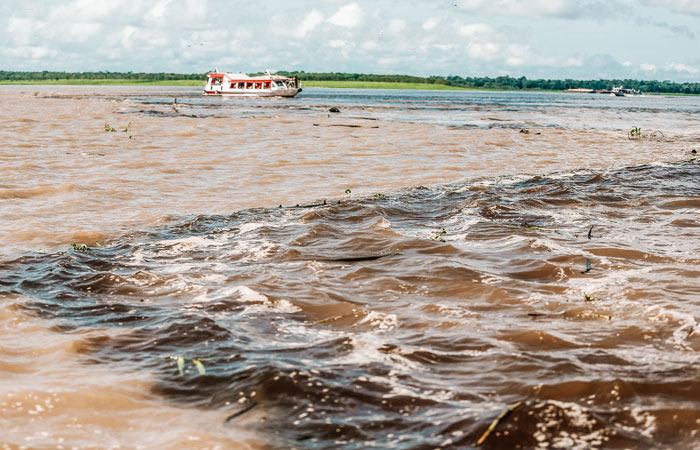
<box><xmin>611</xmin><ymin>86</ymin><xmax>641</xmax><ymax>97</ymax></box>
<box><xmin>204</xmin><ymin>70</ymin><xmax>301</xmax><ymax>97</ymax></box>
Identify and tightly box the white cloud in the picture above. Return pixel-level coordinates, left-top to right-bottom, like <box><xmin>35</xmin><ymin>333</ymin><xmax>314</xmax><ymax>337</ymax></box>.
<box><xmin>422</xmin><ymin>17</ymin><xmax>439</xmax><ymax>31</ymax></box>
<box><xmin>458</xmin><ymin>23</ymin><xmax>507</xmax><ymax>62</ymax></box>
<box><xmin>361</xmin><ymin>40</ymin><xmax>379</xmax><ymax>51</ymax></box>
<box><xmin>294</xmin><ymin>10</ymin><xmax>324</xmax><ymax>38</ymax></box>
<box><xmin>666</xmin><ymin>62</ymin><xmax>699</xmax><ymax>73</ymax></box>
<box><xmin>328</xmin><ymin>3</ymin><xmax>362</xmax><ymax>28</ymax></box>
<box><xmin>640</xmin><ymin>63</ymin><xmax>657</xmax><ymax>71</ymax></box>
<box><xmin>643</xmin><ymin>0</ymin><xmax>700</xmax><ymax>16</ymax></box>
<box><xmin>7</xmin><ymin>17</ymin><xmax>44</xmax><ymax>46</ymax></box>
<box><xmin>455</xmin><ymin>0</ymin><xmax>614</xmax><ymax>19</ymax></box>
<box><xmin>144</xmin><ymin>0</ymin><xmax>175</xmax><ymax>27</ymax></box>
<box><xmin>69</xmin><ymin>22</ymin><xmax>103</xmax><ymax>42</ymax></box>
<box><xmin>2</xmin><ymin>45</ymin><xmax>58</xmax><ymax>60</ymax></box>
<box><xmin>329</xmin><ymin>40</ymin><xmax>347</xmax><ymax>48</ymax></box>
<box><xmin>388</xmin><ymin>19</ymin><xmax>407</xmax><ymax>34</ymax></box>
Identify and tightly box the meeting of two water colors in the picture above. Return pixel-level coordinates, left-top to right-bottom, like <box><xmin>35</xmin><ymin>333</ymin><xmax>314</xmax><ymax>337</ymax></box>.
<box><xmin>1</xmin><ymin>86</ymin><xmax>699</xmax><ymax>449</ymax></box>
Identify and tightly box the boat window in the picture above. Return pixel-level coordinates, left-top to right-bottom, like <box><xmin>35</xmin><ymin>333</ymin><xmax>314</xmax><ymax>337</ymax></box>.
<box><xmin>210</xmin><ymin>77</ymin><xmax>222</xmax><ymax>85</ymax></box>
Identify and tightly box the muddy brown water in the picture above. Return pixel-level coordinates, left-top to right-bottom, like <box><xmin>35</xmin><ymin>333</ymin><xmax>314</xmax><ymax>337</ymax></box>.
<box><xmin>1</xmin><ymin>86</ymin><xmax>699</xmax><ymax>449</ymax></box>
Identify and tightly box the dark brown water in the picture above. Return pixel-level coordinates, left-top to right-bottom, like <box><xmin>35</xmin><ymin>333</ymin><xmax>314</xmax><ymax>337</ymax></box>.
<box><xmin>1</xmin><ymin>86</ymin><xmax>699</xmax><ymax>449</ymax></box>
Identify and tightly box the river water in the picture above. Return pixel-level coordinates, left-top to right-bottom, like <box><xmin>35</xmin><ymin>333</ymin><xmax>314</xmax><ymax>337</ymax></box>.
<box><xmin>1</xmin><ymin>86</ymin><xmax>699</xmax><ymax>449</ymax></box>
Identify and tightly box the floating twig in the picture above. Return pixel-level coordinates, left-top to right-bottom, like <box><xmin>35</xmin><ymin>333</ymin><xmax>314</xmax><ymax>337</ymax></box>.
<box><xmin>520</xmin><ymin>222</ymin><xmax>558</xmax><ymax>233</ymax></box>
<box><xmin>587</xmin><ymin>225</ymin><xmax>594</xmax><ymax>239</ymax></box>
<box><xmin>224</xmin><ymin>401</ymin><xmax>259</xmax><ymax>423</ymax></box>
<box><xmin>279</xmin><ymin>200</ymin><xmax>327</xmax><ymax>209</ymax></box>
<box><xmin>477</xmin><ymin>401</ymin><xmax>523</xmax><ymax>445</ymax></box>
<box><xmin>313</xmin><ymin>315</ymin><xmax>345</xmax><ymax>325</ymax></box>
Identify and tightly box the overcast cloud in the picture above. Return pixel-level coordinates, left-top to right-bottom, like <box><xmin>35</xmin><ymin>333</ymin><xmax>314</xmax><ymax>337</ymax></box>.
<box><xmin>1</xmin><ymin>0</ymin><xmax>699</xmax><ymax>81</ymax></box>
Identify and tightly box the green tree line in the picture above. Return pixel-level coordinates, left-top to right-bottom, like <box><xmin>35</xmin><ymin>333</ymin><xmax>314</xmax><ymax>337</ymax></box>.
<box><xmin>0</xmin><ymin>71</ymin><xmax>205</xmax><ymax>81</ymax></box>
<box><xmin>2</xmin><ymin>70</ymin><xmax>699</xmax><ymax>93</ymax></box>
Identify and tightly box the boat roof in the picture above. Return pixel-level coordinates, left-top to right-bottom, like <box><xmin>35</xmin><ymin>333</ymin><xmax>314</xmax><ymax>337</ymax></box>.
<box><xmin>208</xmin><ymin>72</ymin><xmax>293</xmax><ymax>80</ymax></box>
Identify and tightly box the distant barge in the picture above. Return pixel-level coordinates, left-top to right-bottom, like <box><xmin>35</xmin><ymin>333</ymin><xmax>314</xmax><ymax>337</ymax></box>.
<box><xmin>204</xmin><ymin>70</ymin><xmax>301</xmax><ymax>97</ymax></box>
<box><xmin>566</xmin><ymin>87</ymin><xmax>642</xmax><ymax>96</ymax></box>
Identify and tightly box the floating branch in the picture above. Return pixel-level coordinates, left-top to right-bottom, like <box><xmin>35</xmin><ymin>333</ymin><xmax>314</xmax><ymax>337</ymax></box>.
<box><xmin>313</xmin><ymin>315</ymin><xmax>345</xmax><ymax>325</ymax></box>
<box><xmin>520</xmin><ymin>222</ymin><xmax>558</xmax><ymax>233</ymax></box>
<box><xmin>224</xmin><ymin>401</ymin><xmax>259</xmax><ymax>423</ymax></box>
<box><xmin>71</xmin><ymin>243</ymin><xmax>89</xmax><ymax>252</ymax></box>
<box><xmin>477</xmin><ymin>400</ymin><xmax>523</xmax><ymax>445</ymax></box>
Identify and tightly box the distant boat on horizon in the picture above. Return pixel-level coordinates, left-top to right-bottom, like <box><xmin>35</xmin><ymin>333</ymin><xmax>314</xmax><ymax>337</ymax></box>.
<box><xmin>565</xmin><ymin>86</ymin><xmax>642</xmax><ymax>96</ymax></box>
<box><xmin>610</xmin><ymin>86</ymin><xmax>642</xmax><ymax>96</ymax></box>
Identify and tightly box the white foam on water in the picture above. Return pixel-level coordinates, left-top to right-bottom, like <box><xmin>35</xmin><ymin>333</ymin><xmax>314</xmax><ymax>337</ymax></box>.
<box><xmin>629</xmin><ymin>407</ymin><xmax>657</xmax><ymax>439</ymax></box>
<box><xmin>533</xmin><ymin>400</ymin><xmax>607</xmax><ymax>450</ymax></box>
<box><xmin>238</xmin><ymin>222</ymin><xmax>268</xmax><ymax>234</ymax></box>
<box><xmin>358</xmin><ymin>311</ymin><xmax>398</xmax><ymax>332</ymax></box>
<box><xmin>152</xmin><ymin>235</ymin><xmax>229</xmax><ymax>255</ymax></box>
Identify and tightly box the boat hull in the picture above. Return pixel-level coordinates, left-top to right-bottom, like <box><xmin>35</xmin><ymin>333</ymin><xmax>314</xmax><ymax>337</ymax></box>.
<box><xmin>203</xmin><ymin>88</ymin><xmax>301</xmax><ymax>98</ymax></box>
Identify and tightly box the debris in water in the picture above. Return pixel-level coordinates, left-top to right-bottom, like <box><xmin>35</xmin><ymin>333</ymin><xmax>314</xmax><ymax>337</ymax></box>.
<box><xmin>476</xmin><ymin>400</ymin><xmax>523</xmax><ymax>445</ymax></box>
<box><xmin>520</xmin><ymin>222</ymin><xmax>558</xmax><ymax>233</ymax></box>
<box><xmin>313</xmin><ymin>315</ymin><xmax>345</xmax><ymax>325</ymax></box>
<box><xmin>193</xmin><ymin>358</ymin><xmax>206</xmax><ymax>375</ymax></box>
<box><xmin>164</xmin><ymin>355</ymin><xmax>186</xmax><ymax>375</ymax></box>
<box><xmin>433</xmin><ymin>228</ymin><xmax>447</xmax><ymax>242</ymax></box>
<box><xmin>584</xmin><ymin>292</ymin><xmax>602</xmax><ymax>302</ymax></box>
<box><xmin>588</xmin><ymin>225</ymin><xmax>594</xmax><ymax>239</ymax></box>
<box><xmin>71</xmin><ymin>243</ymin><xmax>89</xmax><ymax>252</ymax></box>
<box><xmin>581</xmin><ymin>258</ymin><xmax>592</xmax><ymax>274</ymax></box>
<box><xmin>224</xmin><ymin>402</ymin><xmax>259</xmax><ymax>423</ymax></box>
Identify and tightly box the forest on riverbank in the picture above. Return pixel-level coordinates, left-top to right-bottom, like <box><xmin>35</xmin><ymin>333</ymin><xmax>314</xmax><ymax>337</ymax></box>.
<box><xmin>1</xmin><ymin>70</ymin><xmax>699</xmax><ymax>94</ymax></box>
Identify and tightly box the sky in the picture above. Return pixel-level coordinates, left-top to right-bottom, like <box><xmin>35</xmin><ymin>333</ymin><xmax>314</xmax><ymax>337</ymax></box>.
<box><xmin>1</xmin><ymin>0</ymin><xmax>699</xmax><ymax>81</ymax></box>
